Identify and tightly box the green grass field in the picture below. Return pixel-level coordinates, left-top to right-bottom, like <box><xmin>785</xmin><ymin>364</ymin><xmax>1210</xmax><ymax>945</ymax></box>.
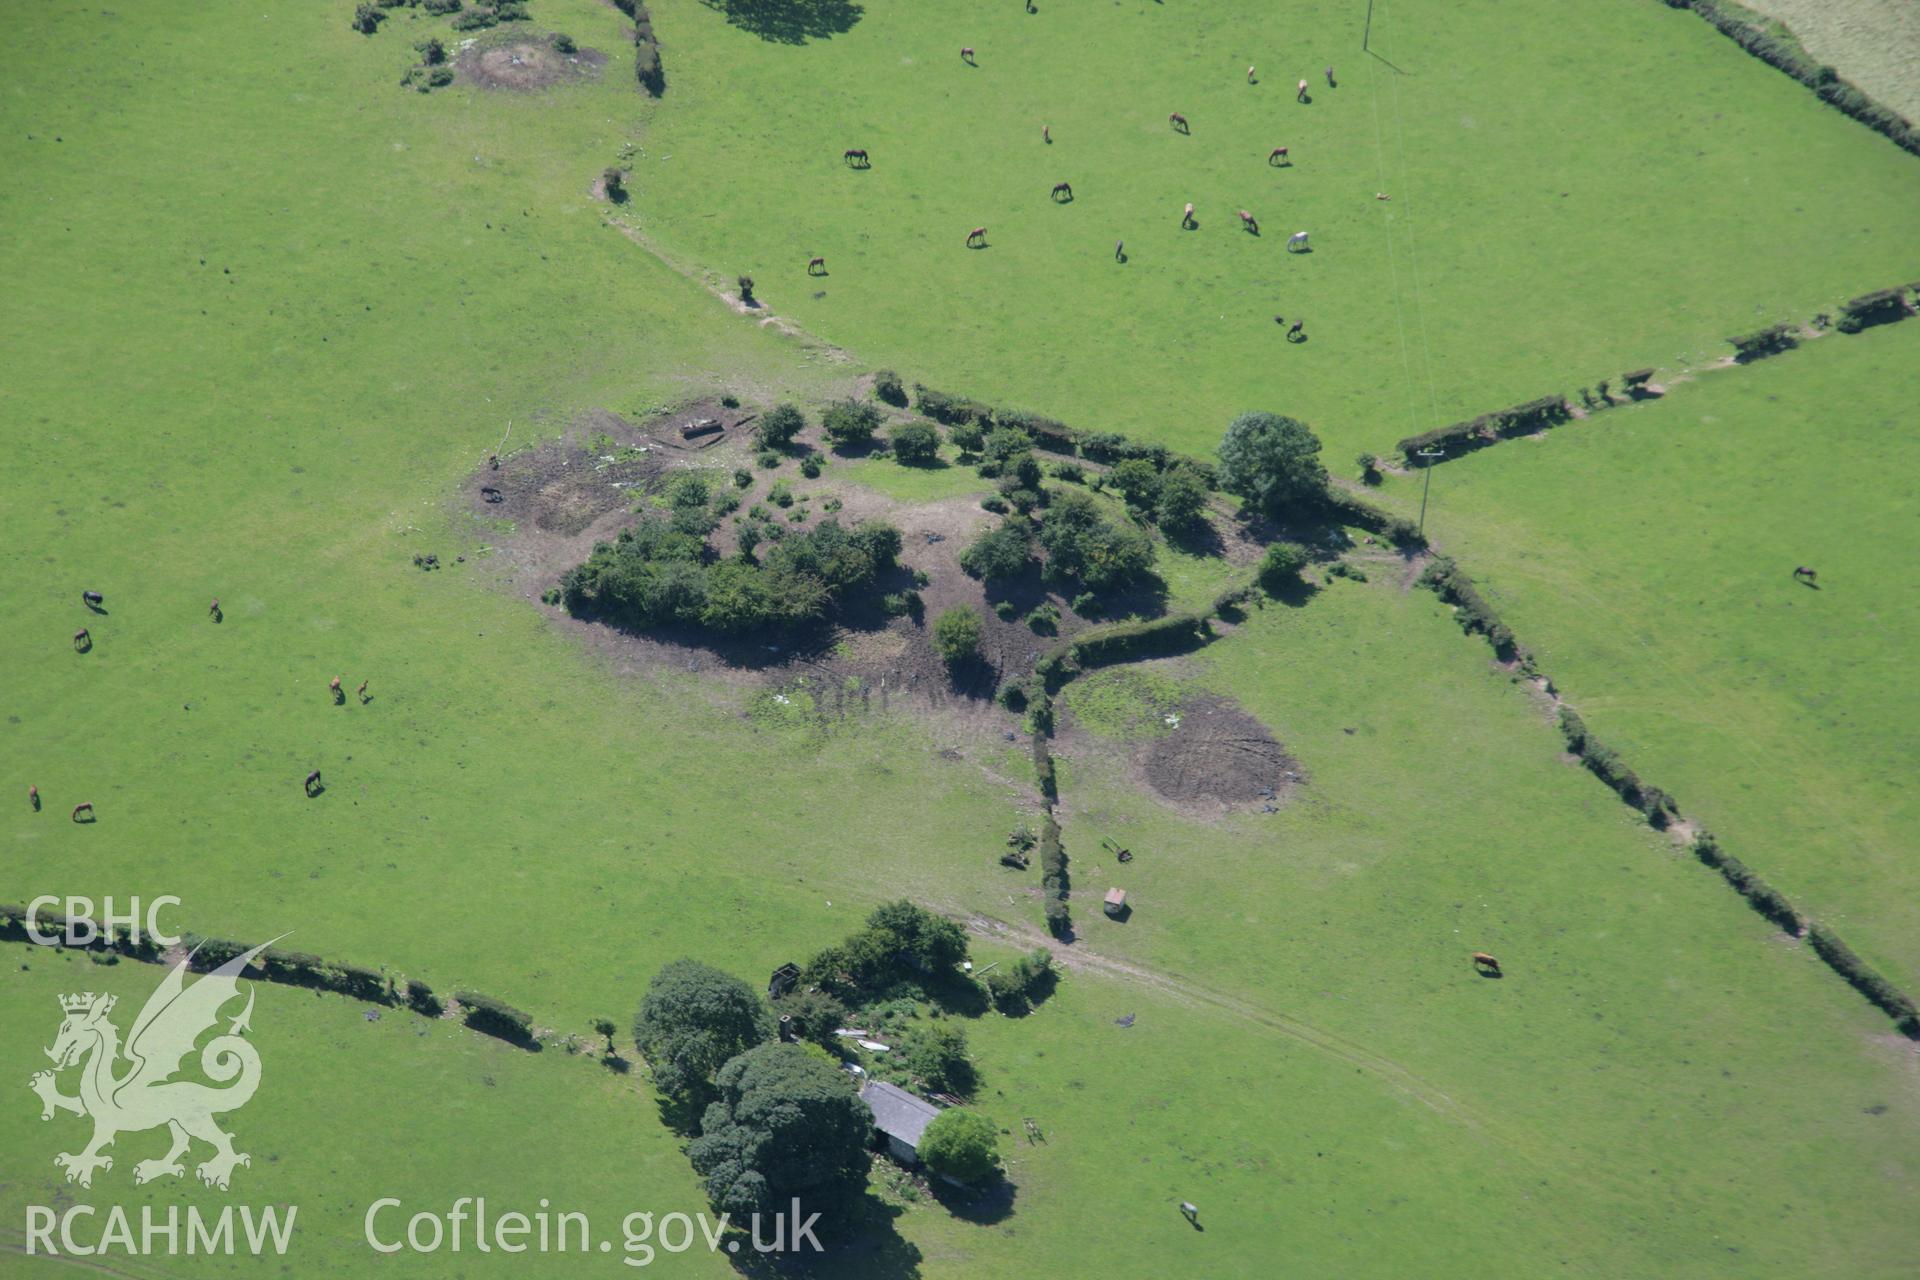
<box><xmin>3</xmin><ymin>0</ymin><xmax>1917</xmax><ymax>1275</ymax></box>
<box><xmin>634</xmin><ymin>0</ymin><xmax>1920</xmax><ymax>455</ymax></box>
<box><xmin>1365</xmin><ymin>320</ymin><xmax>1920</xmax><ymax>991</ymax></box>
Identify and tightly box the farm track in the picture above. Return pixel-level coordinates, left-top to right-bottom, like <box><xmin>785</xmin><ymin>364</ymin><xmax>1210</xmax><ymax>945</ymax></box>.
<box><xmin>960</xmin><ymin>909</ymin><xmax>1471</xmax><ymax>1123</ymax></box>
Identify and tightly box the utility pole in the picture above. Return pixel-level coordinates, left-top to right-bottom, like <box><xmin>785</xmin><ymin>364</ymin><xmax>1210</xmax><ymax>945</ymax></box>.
<box><xmin>1416</xmin><ymin>448</ymin><xmax>1444</xmax><ymax>539</ymax></box>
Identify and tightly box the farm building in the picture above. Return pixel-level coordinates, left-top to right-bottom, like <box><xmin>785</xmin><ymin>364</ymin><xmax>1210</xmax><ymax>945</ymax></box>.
<box><xmin>860</xmin><ymin>1079</ymin><xmax>942</xmax><ymax>1165</ymax></box>
<box><xmin>1104</xmin><ymin>888</ymin><xmax>1129</xmax><ymax>918</ymax></box>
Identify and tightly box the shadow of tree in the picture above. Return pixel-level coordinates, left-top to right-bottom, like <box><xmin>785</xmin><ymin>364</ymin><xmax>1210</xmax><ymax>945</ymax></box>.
<box><xmin>701</xmin><ymin>0</ymin><xmax>864</xmax><ymax>44</ymax></box>
<box><xmin>928</xmin><ymin>1173</ymin><xmax>1017</xmax><ymax>1224</ymax></box>
<box><xmin>727</xmin><ymin>1191</ymin><xmax>922</xmax><ymax>1277</ymax></box>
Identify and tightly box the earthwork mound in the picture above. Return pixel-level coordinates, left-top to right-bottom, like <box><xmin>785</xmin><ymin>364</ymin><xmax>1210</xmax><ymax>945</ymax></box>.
<box><xmin>1143</xmin><ymin>696</ymin><xmax>1299</xmax><ymax>810</ymax></box>
<box><xmin>460</xmin><ymin>39</ymin><xmax>603</xmax><ymax>92</ymax></box>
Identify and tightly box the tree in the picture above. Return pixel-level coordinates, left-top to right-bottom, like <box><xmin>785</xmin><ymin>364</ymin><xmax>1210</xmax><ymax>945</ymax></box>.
<box><xmin>948</xmin><ymin>420</ymin><xmax>986</xmax><ymax>455</ymax></box>
<box><xmin>822</xmin><ymin>399</ymin><xmax>882</xmax><ymax>447</ymax></box>
<box><xmin>889</xmin><ymin>420</ymin><xmax>941</xmax><ymax>465</ymax></box>
<box><xmin>959</xmin><ymin>520</ymin><xmax>1034</xmax><ymax>581</ymax></box>
<box><xmin>351</xmin><ymin>3</ymin><xmax>384</xmax><ymax>33</ymax></box>
<box><xmin>687</xmin><ymin>1043</ymin><xmax>873</xmax><ymax>1216</ymax></box>
<box><xmin>864</xmin><ymin>900</ymin><xmax>968</xmax><ymax>973</ymax></box>
<box><xmin>1107</xmin><ymin>458</ymin><xmax>1162</xmax><ymax>511</ymax></box>
<box><xmin>417</xmin><ymin>36</ymin><xmax>448</xmax><ymax>64</ymax></box>
<box><xmin>918</xmin><ymin>1108</ymin><xmax>1000</xmax><ymax>1184</ymax></box>
<box><xmin>1036</xmin><ymin>489</ymin><xmax>1154</xmax><ymax>591</ymax></box>
<box><xmin>1155</xmin><ymin>464</ymin><xmax>1209</xmax><ymax>530</ymax></box>
<box><xmin>771</xmin><ymin>987</ymin><xmax>848</xmax><ymax>1055</ymax></box>
<box><xmin>737</xmin><ymin>275</ymin><xmax>755</xmax><ymax>304</ymax></box>
<box><xmin>756</xmin><ymin>403</ymin><xmax>805</xmax><ymax>451</ymax></box>
<box><xmin>1216</xmin><ymin>412</ymin><xmax>1329</xmax><ymax>518</ymax></box>
<box><xmin>933</xmin><ymin>606</ymin><xmax>983</xmax><ymax>667</ymax></box>
<box><xmin>633</xmin><ymin>960</ymin><xmax>775</xmax><ymax>1100</ymax></box>
<box><xmin>901</xmin><ymin>1022</ymin><xmax>975</xmax><ymax>1096</ymax></box>
<box><xmin>1257</xmin><ymin>541</ymin><xmax>1309</xmax><ymax>593</ymax></box>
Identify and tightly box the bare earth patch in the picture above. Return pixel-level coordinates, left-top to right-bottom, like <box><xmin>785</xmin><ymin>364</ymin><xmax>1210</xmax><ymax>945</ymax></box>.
<box><xmin>1141</xmin><ymin>694</ymin><xmax>1299</xmax><ymax>812</ymax></box>
<box><xmin>459</xmin><ymin>38</ymin><xmax>604</xmax><ymax>92</ymax></box>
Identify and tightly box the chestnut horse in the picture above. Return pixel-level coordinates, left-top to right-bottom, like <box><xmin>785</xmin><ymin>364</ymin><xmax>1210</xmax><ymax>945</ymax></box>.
<box><xmin>1237</xmin><ymin>209</ymin><xmax>1259</xmax><ymax>234</ymax></box>
<box><xmin>1471</xmin><ymin>952</ymin><xmax>1502</xmax><ymax>976</ymax></box>
<box><xmin>807</xmin><ymin>256</ymin><xmax>827</xmax><ymax>275</ymax></box>
<box><xmin>1268</xmin><ymin>146</ymin><xmax>1290</xmax><ymax>166</ymax></box>
<box><xmin>1168</xmin><ymin>112</ymin><xmax>1189</xmax><ymax>134</ymax></box>
<box><xmin>966</xmin><ymin>226</ymin><xmax>988</xmax><ymax>247</ymax></box>
<box><xmin>1051</xmin><ymin>181</ymin><xmax>1073</xmax><ymax>202</ymax></box>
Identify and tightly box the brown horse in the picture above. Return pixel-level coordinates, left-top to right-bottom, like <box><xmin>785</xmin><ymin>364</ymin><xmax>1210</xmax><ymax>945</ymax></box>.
<box><xmin>1238</xmin><ymin>209</ymin><xmax>1259</xmax><ymax>234</ymax></box>
<box><xmin>1169</xmin><ymin>112</ymin><xmax>1189</xmax><ymax>133</ymax></box>
<box><xmin>304</xmin><ymin>770</ymin><xmax>323</xmax><ymax>797</ymax></box>
<box><xmin>73</xmin><ymin>628</ymin><xmax>90</xmax><ymax>651</ymax></box>
<box><xmin>357</xmin><ymin>680</ymin><xmax>370</xmax><ymax>703</ymax></box>
<box><xmin>330</xmin><ymin>676</ymin><xmax>344</xmax><ymax>704</ymax></box>
<box><xmin>71</xmin><ymin>802</ymin><xmax>94</xmax><ymax>823</ymax></box>
<box><xmin>807</xmin><ymin>256</ymin><xmax>827</xmax><ymax>275</ymax></box>
<box><xmin>1042</xmin><ymin>123</ymin><xmax>1051</xmax><ymax>144</ymax></box>
<box><xmin>1471</xmin><ymin>952</ymin><xmax>1502</xmax><ymax>976</ymax></box>
<box><xmin>1287</xmin><ymin>319</ymin><xmax>1305</xmax><ymax>341</ymax></box>
<box><xmin>960</xmin><ymin>46</ymin><xmax>976</xmax><ymax>65</ymax></box>
<box><xmin>842</xmin><ymin>148</ymin><xmax>869</xmax><ymax>168</ymax></box>
<box><xmin>1792</xmin><ymin>565</ymin><xmax>1818</xmax><ymax>584</ymax></box>
<box><xmin>1268</xmin><ymin>145</ymin><xmax>1290</xmax><ymax>166</ymax></box>
<box><xmin>209</xmin><ymin>597</ymin><xmax>221</xmax><ymax>620</ymax></box>
<box><xmin>1050</xmin><ymin>181</ymin><xmax>1073</xmax><ymax>202</ymax></box>
<box><xmin>82</xmin><ymin>590</ymin><xmax>104</xmax><ymax>609</ymax></box>
<box><xmin>966</xmin><ymin>226</ymin><xmax>988</xmax><ymax>248</ymax></box>
<box><xmin>30</xmin><ymin>785</ymin><xmax>40</xmax><ymax>811</ymax></box>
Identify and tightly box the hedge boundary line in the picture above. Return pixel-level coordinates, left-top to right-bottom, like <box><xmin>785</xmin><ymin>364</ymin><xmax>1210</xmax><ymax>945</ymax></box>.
<box><xmin>0</xmin><ymin>905</ymin><xmax>544</xmax><ymax>1049</ymax></box>
<box><xmin>1413</xmin><ymin>564</ymin><xmax>1920</xmax><ymax>1039</ymax></box>
<box><xmin>612</xmin><ymin>0</ymin><xmax>664</xmax><ymax>96</ymax></box>
<box><xmin>1390</xmin><ymin>281</ymin><xmax>1919</xmax><ymax>468</ymax></box>
<box><xmin>1659</xmin><ymin>0</ymin><xmax>1920</xmax><ymax>159</ymax></box>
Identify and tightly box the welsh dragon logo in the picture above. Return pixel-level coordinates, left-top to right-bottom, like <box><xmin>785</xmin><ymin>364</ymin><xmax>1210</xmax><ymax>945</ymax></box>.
<box><xmin>29</xmin><ymin>940</ymin><xmax>272</xmax><ymax>1191</ymax></box>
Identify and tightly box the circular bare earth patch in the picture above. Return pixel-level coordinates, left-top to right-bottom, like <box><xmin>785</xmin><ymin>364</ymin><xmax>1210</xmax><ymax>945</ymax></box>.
<box><xmin>1142</xmin><ymin>695</ymin><xmax>1299</xmax><ymax>811</ymax></box>
<box><xmin>459</xmin><ymin>39</ymin><xmax>604</xmax><ymax>92</ymax></box>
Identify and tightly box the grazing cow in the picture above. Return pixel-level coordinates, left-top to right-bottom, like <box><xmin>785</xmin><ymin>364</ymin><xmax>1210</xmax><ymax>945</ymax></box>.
<box><xmin>30</xmin><ymin>785</ymin><xmax>40</xmax><ymax>812</ymax></box>
<box><xmin>330</xmin><ymin>676</ymin><xmax>344</xmax><ymax>703</ymax></box>
<box><xmin>1042</xmin><ymin>123</ymin><xmax>1051</xmax><ymax>144</ymax></box>
<box><xmin>1793</xmin><ymin>565</ymin><xmax>1818</xmax><ymax>584</ymax></box>
<box><xmin>1169</xmin><ymin>112</ymin><xmax>1189</xmax><ymax>133</ymax></box>
<box><xmin>71</xmin><ymin>802</ymin><xmax>94</xmax><ymax>823</ymax></box>
<box><xmin>82</xmin><ymin>590</ymin><xmax>104</xmax><ymax>608</ymax></box>
<box><xmin>1051</xmin><ymin>181</ymin><xmax>1073</xmax><ymax>201</ymax></box>
<box><xmin>1326</xmin><ymin>64</ymin><xmax>1336</xmax><ymax>87</ymax></box>
<box><xmin>966</xmin><ymin>226</ymin><xmax>988</xmax><ymax>248</ymax></box>
<box><xmin>842</xmin><ymin>148</ymin><xmax>869</xmax><ymax>168</ymax></box>
<box><xmin>960</xmin><ymin>46</ymin><xmax>976</xmax><ymax>65</ymax></box>
<box><xmin>1182</xmin><ymin>202</ymin><xmax>1195</xmax><ymax>228</ymax></box>
<box><xmin>1268</xmin><ymin>145</ymin><xmax>1290</xmax><ymax>166</ymax></box>
<box><xmin>73</xmin><ymin>628</ymin><xmax>90</xmax><ymax>651</ymax></box>
<box><xmin>1471</xmin><ymin>951</ymin><xmax>1502</xmax><ymax>976</ymax></box>
<box><xmin>807</xmin><ymin>256</ymin><xmax>827</xmax><ymax>276</ymax></box>
<box><xmin>304</xmin><ymin>770</ymin><xmax>323</xmax><ymax>798</ymax></box>
<box><xmin>1287</xmin><ymin>230</ymin><xmax>1310</xmax><ymax>252</ymax></box>
<box><xmin>1237</xmin><ymin>209</ymin><xmax>1259</xmax><ymax>234</ymax></box>
<box><xmin>1297</xmin><ymin>79</ymin><xmax>1310</xmax><ymax>102</ymax></box>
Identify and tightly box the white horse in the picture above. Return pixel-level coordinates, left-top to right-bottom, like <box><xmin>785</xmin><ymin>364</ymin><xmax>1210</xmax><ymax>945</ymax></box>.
<box><xmin>1286</xmin><ymin>231</ymin><xmax>1310</xmax><ymax>252</ymax></box>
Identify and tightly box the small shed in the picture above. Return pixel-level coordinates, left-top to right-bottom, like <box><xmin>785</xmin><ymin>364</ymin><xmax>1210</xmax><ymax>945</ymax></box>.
<box><xmin>1103</xmin><ymin>888</ymin><xmax>1129</xmax><ymax>919</ymax></box>
<box><xmin>767</xmin><ymin>963</ymin><xmax>800</xmax><ymax>999</ymax></box>
<box><xmin>860</xmin><ymin>1080</ymin><xmax>941</xmax><ymax>1166</ymax></box>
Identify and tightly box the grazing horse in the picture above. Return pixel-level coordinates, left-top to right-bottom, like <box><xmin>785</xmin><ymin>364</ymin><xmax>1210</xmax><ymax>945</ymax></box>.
<box><xmin>330</xmin><ymin>676</ymin><xmax>344</xmax><ymax>703</ymax></box>
<box><xmin>73</xmin><ymin>628</ymin><xmax>90</xmax><ymax>651</ymax></box>
<box><xmin>1268</xmin><ymin>145</ymin><xmax>1290</xmax><ymax>166</ymax></box>
<box><xmin>209</xmin><ymin>597</ymin><xmax>221</xmax><ymax>620</ymax></box>
<box><xmin>30</xmin><ymin>785</ymin><xmax>40</xmax><ymax>812</ymax></box>
<box><xmin>357</xmin><ymin>680</ymin><xmax>369</xmax><ymax>703</ymax></box>
<box><xmin>1288</xmin><ymin>319</ymin><xmax>1305</xmax><ymax>341</ymax></box>
<box><xmin>71</xmin><ymin>802</ymin><xmax>94</xmax><ymax>823</ymax></box>
<box><xmin>1114</xmin><ymin>239</ymin><xmax>1125</xmax><ymax>262</ymax></box>
<box><xmin>960</xmin><ymin>46</ymin><xmax>976</xmax><ymax>65</ymax></box>
<box><xmin>1325</xmin><ymin>64</ymin><xmax>1336</xmax><ymax>87</ymax></box>
<box><xmin>842</xmin><ymin>148</ymin><xmax>869</xmax><ymax>168</ymax></box>
<box><xmin>82</xmin><ymin>590</ymin><xmax>104</xmax><ymax>609</ymax></box>
<box><xmin>807</xmin><ymin>256</ymin><xmax>827</xmax><ymax>275</ymax></box>
<box><xmin>1237</xmin><ymin>209</ymin><xmax>1259</xmax><ymax>234</ymax></box>
<box><xmin>1051</xmin><ymin>181</ymin><xmax>1073</xmax><ymax>202</ymax></box>
<box><xmin>304</xmin><ymin>770</ymin><xmax>323</xmax><ymax>798</ymax></box>
<box><xmin>1793</xmin><ymin>565</ymin><xmax>1818</xmax><ymax>584</ymax></box>
<box><xmin>1286</xmin><ymin>230</ymin><xmax>1310</xmax><ymax>252</ymax></box>
<box><xmin>1471</xmin><ymin>952</ymin><xmax>1502</xmax><ymax>976</ymax></box>
<box><xmin>1247</xmin><ymin>65</ymin><xmax>1256</xmax><ymax>84</ymax></box>
<box><xmin>1042</xmin><ymin>123</ymin><xmax>1051</xmax><ymax>144</ymax></box>
<box><xmin>966</xmin><ymin>226</ymin><xmax>988</xmax><ymax>248</ymax></box>
<box><xmin>1296</xmin><ymin>78</ymin><xmax>1310</xmax><ymax>102</ymax></box>
<box><xmin>1168</xmin><ymin>112</ymin><xmax>1189</xmax><ymax>133</ymax></box>
<box><xmin>1181</xmin><ymin>202</ymin><xmax>1195</xmax><ymax>228</ymax></box>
